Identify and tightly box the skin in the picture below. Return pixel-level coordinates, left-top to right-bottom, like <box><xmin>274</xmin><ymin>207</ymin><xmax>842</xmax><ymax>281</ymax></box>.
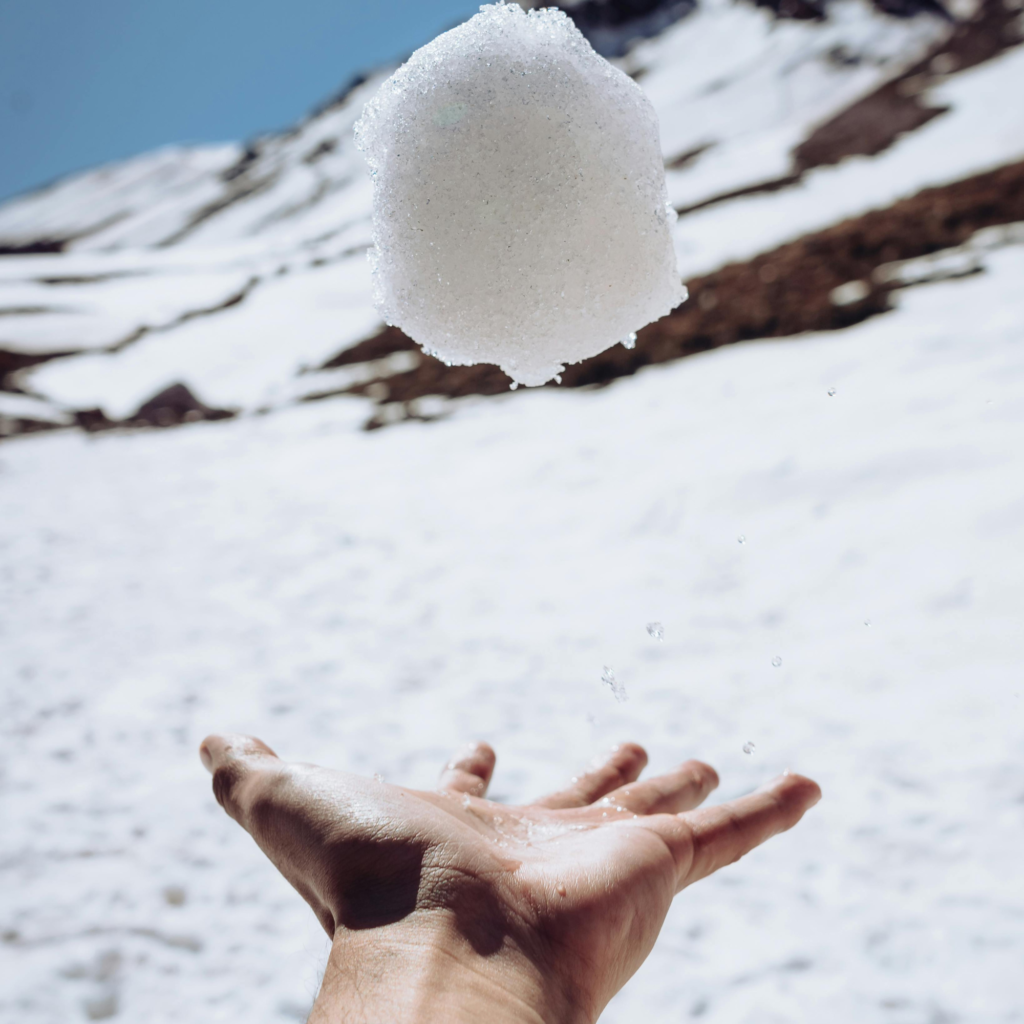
<box><xmin>200</xmin><ymin>734</ymin><xmax>821</xmax><ymax>1024</ymax></box>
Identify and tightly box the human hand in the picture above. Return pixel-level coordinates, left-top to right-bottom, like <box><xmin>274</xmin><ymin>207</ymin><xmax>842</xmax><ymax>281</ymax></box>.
<box><xmin>200</xmin><ymin>735</ymin><xmax>820</xmax><ymax>1024</ymax></box>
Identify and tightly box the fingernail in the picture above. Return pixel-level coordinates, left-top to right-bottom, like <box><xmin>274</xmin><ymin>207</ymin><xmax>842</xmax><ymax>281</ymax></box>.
<box><xmin>199</xmin><ymin>743</ymin><xmax>213</xmax><ymax>773</ymax></box>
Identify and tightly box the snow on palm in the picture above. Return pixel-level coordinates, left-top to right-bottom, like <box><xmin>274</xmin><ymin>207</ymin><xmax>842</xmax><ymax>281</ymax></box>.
<box><xmin>355</xmin><ymin>3</ymin><xmax>685</xmax><ymax>386</ymax></box>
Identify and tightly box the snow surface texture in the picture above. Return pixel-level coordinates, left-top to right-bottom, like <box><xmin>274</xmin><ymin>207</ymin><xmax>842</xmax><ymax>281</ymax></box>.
<box><xmin>2</xmin><ymin>244</ymin><xmax>1023</xmax><ymax>1023</ymax></box>
<box><xmin>354</xmin><ymin>3</ymin><xmax>685</xmax><ymax>386</ymax></box>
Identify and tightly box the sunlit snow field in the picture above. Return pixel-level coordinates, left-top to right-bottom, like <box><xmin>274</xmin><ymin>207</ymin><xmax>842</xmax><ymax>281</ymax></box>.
<box><xmin>2</xmin><ymin>242</ymin><xmax>1023</xmax><ymax>1022</ymax></box>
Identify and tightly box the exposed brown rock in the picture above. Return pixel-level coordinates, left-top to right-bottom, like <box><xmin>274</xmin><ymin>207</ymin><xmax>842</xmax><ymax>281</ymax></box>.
<box><xmin>0</xmin><ymin>239</ymin><xmax>68</xmax><ymax>256</ymax></box>
<box><xmin>128</xmin><ymin>383</ymin><xmax>235</xmax><ymax>428</ymax></box>
<box><xmin>317</xmin><ymin>325</ymin><xmax>417</xmax><ymax>369</ymax></box>
<box><xmin>0</xmin><ymin>348</ymin><xmax>77</xmax><ymax>393</ymax></box>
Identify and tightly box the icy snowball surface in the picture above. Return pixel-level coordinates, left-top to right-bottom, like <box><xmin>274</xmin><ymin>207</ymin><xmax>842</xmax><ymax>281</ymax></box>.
<box><xmin>354</xmin><ymin>2</ymin><xmax>686</xmax><ymax>387</ymax></box>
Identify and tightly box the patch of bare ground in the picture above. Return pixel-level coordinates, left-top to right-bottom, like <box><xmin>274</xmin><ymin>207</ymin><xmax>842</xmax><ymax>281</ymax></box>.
<box><xmin>0</xmin><ymin>348</ymin><xmax>76</xmax><ymax>392</ymax></box>
<box><xmin>0</xmin><ymin>351</ymin><xmax>76</xmax><ymax>438</ymax></box>
<box><xmin>321</xmin><ymin>158</ymin><xmax>1024</xmax><ymax>428</ymax></box>
<box><xmin>0</xmin><ymin>414</ymin><xmax>62</xmax><ymax>439</ymax></box>
<box><xmin>0</xmin><ymin>240</ymin><xmax>68</xmax><ymax>255</ymax></box>
<box><xmin>0</xmin><ymin>381</ymin><xmax>235</xmax><ymax>442</ymax></box>
<box><xmin>71</xmin><ymin>384</ymin><xmax>235</xmax><ymax>436</ymax></box>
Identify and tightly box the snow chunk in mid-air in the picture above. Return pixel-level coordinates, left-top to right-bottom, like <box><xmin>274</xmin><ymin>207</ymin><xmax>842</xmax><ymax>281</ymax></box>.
<box><xmin>355</xmin><ymin>2</ymin><xmax>686</xmax><ymax>387</ymax></box>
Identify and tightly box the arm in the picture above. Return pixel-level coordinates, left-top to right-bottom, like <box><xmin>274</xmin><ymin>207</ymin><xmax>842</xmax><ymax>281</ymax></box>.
<box><xmin>200</xmin><ymin>735</ymin><xmax>820</xmax><ymax>1023</ymax></box>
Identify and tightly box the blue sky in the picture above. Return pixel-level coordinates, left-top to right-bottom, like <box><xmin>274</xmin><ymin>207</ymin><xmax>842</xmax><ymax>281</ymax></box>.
<box><xmin>0</xmin><ymin>0</ymin><xmax>484</xmax><ymax>203</ymax></box>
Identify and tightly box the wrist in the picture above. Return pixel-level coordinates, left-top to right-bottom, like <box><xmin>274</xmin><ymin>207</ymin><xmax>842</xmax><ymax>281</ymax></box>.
<box><xmin>308</xmin><ymin>912</ymin><xmax>590</xmax><ymax>1024</ymax></box>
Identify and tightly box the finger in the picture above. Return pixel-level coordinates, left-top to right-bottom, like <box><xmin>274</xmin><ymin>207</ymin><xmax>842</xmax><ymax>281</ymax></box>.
<box><xmin>438</xmin><ymin>741</ymin><xmax>496</xmax><ymax>797</ymax></box>
<box><xmin>534</xmin><ymin>742</ymin><xmax>648</xmax><ymax>809</ymax></box>
<box><xmin>609</xmin><ymin>760</ymin><xmax>719</xmax><ymax>815</ymax></box>
<box><xmin>199</xmin><ymin>732</ymin><xmax>281</xmax><ymax>825</ymax></box>
<box><xmin>661</xmin><ymin>773</ymin><xmax>821</xmax><ymax>889</ymax></box>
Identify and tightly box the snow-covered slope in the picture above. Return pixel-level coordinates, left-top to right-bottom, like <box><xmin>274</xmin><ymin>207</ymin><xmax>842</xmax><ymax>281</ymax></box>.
<box><xmin>1</xmin><ymin>2</ymin><xmax>1023</xmax><ymax>1022</ymax></box>
<box><xmin>4</xmin><ymin>0</ymin><xmax>1008</xmax><ymax>431</ymax></box>
<box><xmin>2</xmin><ymin>230</ymin><xmax>1022</xmax><ymax>1024</ymax></box>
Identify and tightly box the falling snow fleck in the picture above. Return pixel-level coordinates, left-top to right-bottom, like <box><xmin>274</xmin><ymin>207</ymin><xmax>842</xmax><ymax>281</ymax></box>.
<box><xmin>743</xmin><ymin>742</ymin><xmax>756</xmax><ymax>755</ymax></box>
<box><xmin>772</xmin><ymin>656</ymin><xmax>782</xmax><ymax>668</ymax></box>
<box><xmin>864</xmin><ymin>619</ymin><xmax>872</xmax><ymax>627</ymax></box>
<box><xmin>737</xmin><ymin>534</ymin><xmax>746</xmax><ymax>545</ymax></box>
<box><xmin>646</xmin><ymin>622</ymin><xmax>664</xmax><ymax>641</ymax></box>
<box><xmin>601</xmin><ymin>665</ymin><xmax>628</xmax><ymax>702</ymax></box>
<box><xmin>827</xmin><ymin>388</ymin><xmax>836</xmax><ymax>397</ymax></box>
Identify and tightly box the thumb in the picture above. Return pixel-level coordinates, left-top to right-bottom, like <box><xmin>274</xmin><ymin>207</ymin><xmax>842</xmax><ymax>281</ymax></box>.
<box><xmin>199</xmin><ymin>732</ymin><xmax>280</xmax><ymax>825</ymax></box>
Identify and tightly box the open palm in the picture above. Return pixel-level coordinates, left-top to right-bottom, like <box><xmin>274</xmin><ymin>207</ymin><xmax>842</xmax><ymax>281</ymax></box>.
<box><xmin>201</xmin><ymin>734</ymin><xmax>819</xmax><ymax>1023</ymax></box>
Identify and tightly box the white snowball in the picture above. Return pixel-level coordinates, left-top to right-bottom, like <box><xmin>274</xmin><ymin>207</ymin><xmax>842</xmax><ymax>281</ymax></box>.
<box><xmin>354</xmin><ymin>2</ymin><xmax>686</xmax><ymax>387</ymax></box>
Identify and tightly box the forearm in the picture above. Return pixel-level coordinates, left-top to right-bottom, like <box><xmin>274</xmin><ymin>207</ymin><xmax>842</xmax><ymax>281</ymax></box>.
<box><xmin>308</xmin><ymin>915</ymin><xmax>585</xmax><ymax>1024</ymax></box>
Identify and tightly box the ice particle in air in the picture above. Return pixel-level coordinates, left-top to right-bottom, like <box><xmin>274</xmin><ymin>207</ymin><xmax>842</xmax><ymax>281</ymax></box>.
<box><xmin>354</xmin><ymin>3</ymin><xmax>686</xmax><ymax>387</ymax></box>
<box><xmin>742</xmin><ymin>741</ymin><xmax>756</xmax><ymax>755</ymax></box>
<box><xmin>772</xmin><ymin>656</ymin><xmax>782</xmax><ymax>667</ymax></box>
<box><xmin>601</xmin><ymin>665</ymin><xmax>628</xmax><ymax>702</ymax></box>
<box><xmin>646</xmin><ymin>621</ymin><xmax>664</xmax><ymax>641</ymax></box>
<box><xmin>828</xmin><ymin>387</ymin><xmax>837</xmax><ymax>397</ymax></box>
<box><xmin>737</xmin><ymin>534</ymin><xmax>746</xmax><ymax>545</ymax></box>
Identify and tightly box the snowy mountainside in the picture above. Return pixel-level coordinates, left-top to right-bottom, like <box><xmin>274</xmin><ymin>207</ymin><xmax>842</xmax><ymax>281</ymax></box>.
<box><xmin>2</xmin><ymin>3</ymin><xmax>1024</xmax><ymax>1023</ymax></box>
<box><xmin>4</xmin><ymin>0</ymin><xmax>1019</xmax><ymax>436</ymax></box>
<box><xmin>0</xmin><ymin>71</ymin><xmax>386</xmax><ymax>255</ymax></box>
<box><xmin>2</xmin><ymin>192</ymin><xmax>1023</xmax><ymax>1024</ymax></box>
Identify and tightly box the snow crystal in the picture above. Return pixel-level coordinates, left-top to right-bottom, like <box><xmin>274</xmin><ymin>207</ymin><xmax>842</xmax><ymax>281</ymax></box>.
<box><xmin>601</xmin><ymin>665</ymin><xmax>628</xmax><ymax>702</ymax></box>
<box><xmin>743</xmin><ymin>741</ymin><xmax>756</xmax><ymax>755</ymax></box>
<box><xmin>354</xmin><ymin>2</ymin><xmax>685</xmax><ymax>386</ymax></box>
<box><xmin>646</xmin><ymin>621</ymin><xmax>664</xmax><ymax>641</ymax></box>
<box><xmin>772</xmin><ymin>656</ymin><xmax>782</xmax><ymax>667</ymax></box>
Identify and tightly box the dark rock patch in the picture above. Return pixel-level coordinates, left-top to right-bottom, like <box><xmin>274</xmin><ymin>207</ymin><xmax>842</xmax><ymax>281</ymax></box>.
<box><xmin>0</xmin><ymin>414</ymin><xmax>62</xmax><ymax>439</ymax></box>
<box><xmin>68</xmin><ymin>383</ymin><xmax>234</xmax><ymax>435</ymax></box>
<box><xmin>318</xmin><ymin>325</ymin><xmax>418</xmax><ymax>370</ymax></box>
<box><xmin>128</xmin><ymin>383</ymin><xmax>235</xmax><ymax>429</ymax></box>
<box><xmin>0</xmin><ymin>348</ymin><xmax>78</xmax><ymax>393</ymax></box>
<box><xmin>0</xmin><ymin>239</ymin><xmax>69</xmax><ymax>256</ymax></box>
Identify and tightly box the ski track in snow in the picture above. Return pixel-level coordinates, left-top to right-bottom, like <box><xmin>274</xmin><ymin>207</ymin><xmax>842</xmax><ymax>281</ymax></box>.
<box><xmin>2</xmin><ymin>244</ymin><xmax>1023</xmax><ymax>1022</ymax></box>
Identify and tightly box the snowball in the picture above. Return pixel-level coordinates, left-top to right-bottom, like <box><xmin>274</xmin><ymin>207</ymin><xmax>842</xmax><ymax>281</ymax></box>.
<box><xmin>354</xmin><ymin>2</ymin><xmax>686</xmax><ymax>387</ymax></box>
